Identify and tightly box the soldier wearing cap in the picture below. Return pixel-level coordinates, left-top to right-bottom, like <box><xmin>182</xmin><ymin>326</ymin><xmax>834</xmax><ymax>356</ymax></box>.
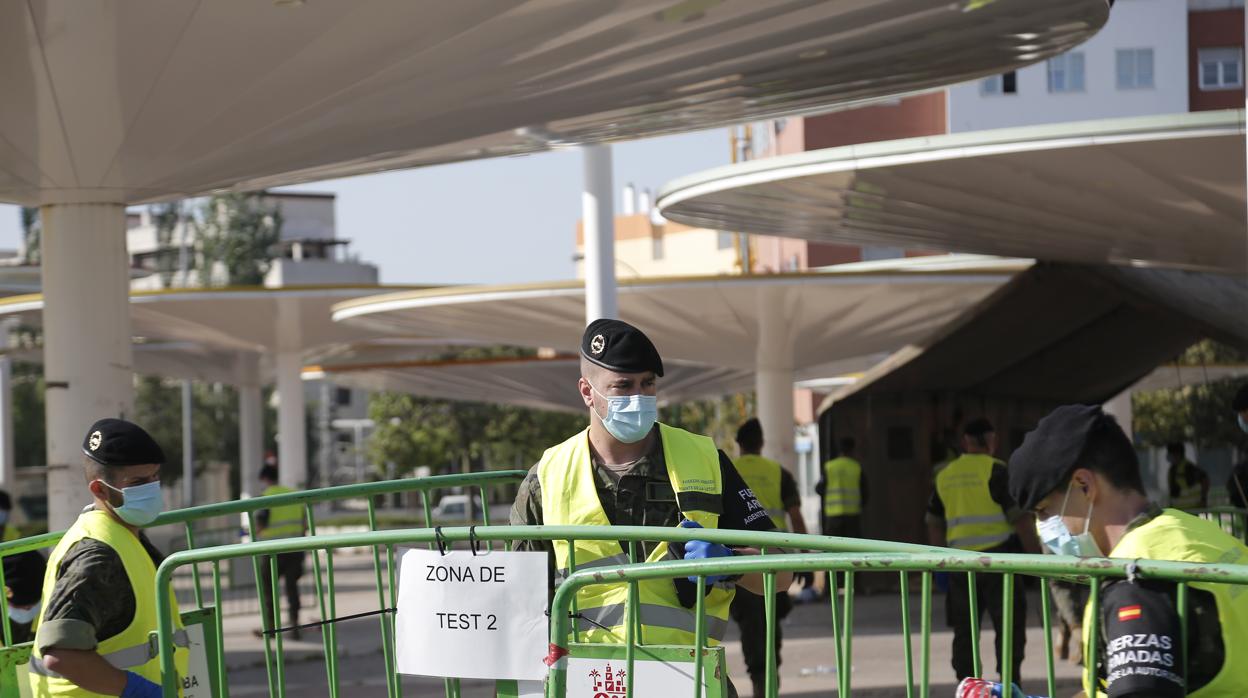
<box><xmin>3</xmin><ymin>547</ymin><xmax>47</xmax><ymax>644</ymax></box>
<box><xmin>1009</xmin><ymin>404</ymin><xmax>1248</xmax><ymax>698</ymax></box>
<box><xmin>510</xmin><ymin>319</ymin><xmax>791</xmax><ymax>696</ymax></box>
<box><xmin>28</xmin><ymin>419</ymin><xmax>188</xmax><ymax>698</ymax></box>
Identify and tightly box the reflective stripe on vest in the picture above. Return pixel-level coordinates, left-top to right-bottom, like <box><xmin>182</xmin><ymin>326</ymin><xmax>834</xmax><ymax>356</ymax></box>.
<box><xmin>538</xmin><ymin>423</ymin><xmax>734</xmax><ymax>646</ymax></box>
<box><xmin>30</xmin><ymin>510</ymin><xmax>189</xmax><ymax>697</ymax></box>
<box><xmin>935</xmin><ymin>454</ymin><xmax>1011</xmax><ymax>552</ymax></box>
<box><xmin>1082</xmin><ymin>509</ymin><xmax>1248</xmax><ymax>698</ymax></box>
<box><xmin>823</xmin><ymin>457</ymin><xmax>862</xmax><ymax>516</ymax></box>
<box><xmin>733</xmin><ymin>454</ymin><xmax>787</xmax><ymax>530</ymax></box>
<box><xmin>259</xmin><ymin>485</ymin><xmax>304</xmax><ymax>540</ymax></box>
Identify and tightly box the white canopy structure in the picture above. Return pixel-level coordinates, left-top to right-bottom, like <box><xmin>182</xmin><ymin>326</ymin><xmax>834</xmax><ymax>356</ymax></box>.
<box><xmin>0</xmin><ymin>285</ymin><xmax>420</xmax><ymax>512</ymax></box>
<box><xmin>1</xmin><ymin>0</ymin><xmax>1109</xmax><ymax>526</ymax></box>
<box><xmin>657</xmin><ymin>111</ymin><xmax>1247</xmax><ymax>273</ymax></box>
<box><xmin>333</xmin><ymin>257</ymin><xmax>1024</xmax><ymax>467</ymax></box>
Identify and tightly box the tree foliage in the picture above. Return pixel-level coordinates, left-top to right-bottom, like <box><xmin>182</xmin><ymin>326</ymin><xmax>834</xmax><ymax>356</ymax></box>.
<box><xmin>1132</xmin><ymin>340</ymin><xmax>1248</xmax><ymax>448</ymax></box>
<box><xmin>19</xmin><ymin>207</ymin><xmax>39</xmax><ymax>264</ymax></box>
<box><xmin>660</xmin><ymin>393</ymin><xmax>756</xmax><ymax>453</ymax></box>
<box><xmin>194</xmin><ymin>193</ymin><xmax>282</xmax><ymax>286</ymax></box>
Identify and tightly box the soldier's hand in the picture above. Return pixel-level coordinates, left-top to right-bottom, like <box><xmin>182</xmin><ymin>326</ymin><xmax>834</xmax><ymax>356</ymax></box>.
<box><xmin>679</xmin><ymin>520</ymin><xmax>732</xmax><ymax>583</ymax></box>
<box><xmin>120</xmin><ymin>672</ymin><xmax>164</xmax><ymax>698</ymax></box>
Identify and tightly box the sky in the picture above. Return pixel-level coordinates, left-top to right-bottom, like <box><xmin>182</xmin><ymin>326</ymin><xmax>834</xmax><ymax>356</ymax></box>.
<box><xmin>0</xmin><ymin>129</ymin><xmax>729</xmax><ymax>286</ymax></box>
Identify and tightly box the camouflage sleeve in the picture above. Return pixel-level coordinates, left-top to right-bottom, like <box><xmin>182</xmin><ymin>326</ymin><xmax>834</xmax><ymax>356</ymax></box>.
<box><xmin>34</xmin><ymin>539</ymin><xmax>137</xmax><ymax>653</ymax></box>
<box><xmin>509</xmin><ymin>465</ymin><xmax>551</xmax><ymax>554</ymax></box>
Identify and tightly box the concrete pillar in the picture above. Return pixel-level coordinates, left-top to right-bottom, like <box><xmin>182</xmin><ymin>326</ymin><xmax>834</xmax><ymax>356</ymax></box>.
<box><xmin>755</xmin><ymin>287</ymin><xmax>796</xmax><ymax>468</ymax></box>
<box><xmin>237</xmin><ymin>353</ymin><xmax>263</xmax><ymax>499</ymax></box>
<box><xmin>582</xmin><ymin>144</ymin><xmax>618</xmax><ymax>322</ymax></box>
<box><xmin>0</xmin><ymin>354</ymin><xmax>13</xmax><ymax>493</ymax></box>
<box><xmin>40</xmin><ymin>203</ymin><xmax>134</xmax><ymax>529</ymax></box>
<box><xmin>274</xmin><ymin>351</ymin><xmax>307</xmax><ymax>489</ymax></box>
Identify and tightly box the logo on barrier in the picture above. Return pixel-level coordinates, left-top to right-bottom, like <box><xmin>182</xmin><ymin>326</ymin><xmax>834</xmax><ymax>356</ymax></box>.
<box><xmin>588</xmin><ymin>664</ymin><xmax>627</xmax><ymax>698</ymax></box>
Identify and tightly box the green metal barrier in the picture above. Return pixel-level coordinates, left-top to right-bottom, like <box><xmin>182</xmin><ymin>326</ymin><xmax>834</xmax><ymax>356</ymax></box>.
<box><xmin>1188</xmin><ymin>506</ymin><xmax>1247</xmax><ymax>539</ymax></box>
<box><xmin>0</xmin><ymin>471</ymin><xmax>526</xmax><ymax>697</ymax></box>
<box><xmin>150</xmin><ymin>525</ymin><xmax>1248</xmax><ymax>698</ymax></box>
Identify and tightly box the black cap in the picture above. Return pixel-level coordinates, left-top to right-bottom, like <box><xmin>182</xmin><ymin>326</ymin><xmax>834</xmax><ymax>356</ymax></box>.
<box><xmin>1008</xmin><ymin>404</ymin><xmax>1102</xmax><ymax>511</ymax></box>
<box><xmin>580</xmin><ymin>319</ymin><xmax>664</xmax><ymax>377</ymax></box>
<box><xmin>3</xmin><ymin>550</ymin><xmax>47</xmax><ymax>607</ymax></box>
<box><xmin>82</xmin><ymin>418</ymin><xmax>165</xmax><ymax>467</ymax></box>
<box><xmin>1234</xmin><ymin>383</ymin><xmax>1248</xmax><ymax>412</ymax></box>
<box><xmin>963</xmin><ymin>418</ymin><xmax>995</xmax><ymax>438</ymax></box>
<box><xmin>736</xmin><ymin>418</ymin><xmax>762</xmax><ymax>446</ymax></box>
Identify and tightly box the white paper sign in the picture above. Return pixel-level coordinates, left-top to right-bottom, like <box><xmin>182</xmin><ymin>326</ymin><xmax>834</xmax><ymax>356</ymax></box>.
<box><xmin>181</xmin><ymin>623</ymin><xmax>212</xmax><ymax>698</ymax></box>
<box><xmin>396</xmin><ymin>548</ymin><xmax>548</xmax><ymax>681</ymax></box>
<box><xmin>565</xmin><ymin>656</ymin><xmax>708</xmax><ymax>697</ymax></box>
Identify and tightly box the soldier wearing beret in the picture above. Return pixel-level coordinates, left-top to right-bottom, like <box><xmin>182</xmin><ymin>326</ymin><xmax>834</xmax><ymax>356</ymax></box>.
<box><xmin>510</xmin><ymin>319</ymin><xmax>790</xmax><ymax>697</ymax></box>
<box><xmin>28</xmin><ymin>418</ymin><xmax>188</xmax><ymax>698</ymax></box>
<box><xmin>3</xmin><ymin>547</ymin><xmax>47</xmax><ymax>644</ymax></box>
<box><xmin>1009</xmin><ymin>404</ymin><xmax>1248</xmax><ymax>698</ymax></box>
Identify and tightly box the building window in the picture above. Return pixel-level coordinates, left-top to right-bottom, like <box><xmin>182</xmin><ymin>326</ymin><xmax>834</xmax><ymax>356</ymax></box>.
<box><xmin>335</xmin><ymin>387</ymin><xmax>352</xmax><ymax>406</ymax></box>
<box><xmin>980</xmin><ymin>71</ymin><xmax>1017</xmax><ymax>95</ymax></box>
<box><xmin>652</xmin><ymin>234</ymin><xmax>664</xmax><ymax>260</ymax></box>
<box><xmin>717</xmin><ymin>230</ymin><xmax>734</xmax><ymax>250</ymax></box>
<box><xmin>1199</xmin><ymin>47</ymin><xmax>1243</xmax><ymax>91</ymax></box>
<box><xmin>1047</xmin><ymin>52</ymin><xmax>1085</xmax><ymax>93</ymax></box>
<box><xmin>1116</xmin><ymin>48</ymin><xmax>1154</xmax><ymax>89</ymax></box>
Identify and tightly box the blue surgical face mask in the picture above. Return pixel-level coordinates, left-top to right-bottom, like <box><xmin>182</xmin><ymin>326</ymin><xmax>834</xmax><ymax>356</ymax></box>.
<box><xmin>1036</xmin><ymin>480</ymin><xmax>1101</xmax><ymax>557</ymax></box>
<box><xmin>8</xmin><ymin>601</ymin><xmax>39</xmax><ymax>625</ymax></box>
<box><xmin>1239</xmin><ymin>414</ymin><xmax>1248</xmax><ymax>435</ymax></box>
<box><xmin>98</xmin><ymin>479</ymin><xmax>164</xmax><ymax>526</ymax></box>
<box><xmin>589</xmin><ymin>381</ymin><xmax>658</xmax><ymax>444</ymax></box>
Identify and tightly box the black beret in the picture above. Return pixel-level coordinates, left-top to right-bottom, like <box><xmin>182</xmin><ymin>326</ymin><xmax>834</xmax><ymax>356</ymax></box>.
<box><xmin>1234</xmin><ymin>383</ymin><xmax>1248</xmax><ymax>412</ymax></box>
<box><xmin>580</xmin><ymin>318</ymin><xmax>664</xmax><ymax>377</ymax></box>
<box><xmin>963</xmin><ymin>418</ymin><xmax>994</xmax><ymax>438</ymax></box>
<box><xmin>82</xmin><ymin>418</ymin><xmax>165</xmax><ymax>467</ymax></box>
<box><xmin>1008</xmin><ymin>404</ymin><xmax>1101</xmax><ymax>511</ymax></box>
<box><xmin>3</xmin><ymin>550</ymin><xmax>47</xmax><ymax>607</ymax></box>
<box><xmin>736</xmin><ymin>418</ymin><xmax>762</xmax><ymax>445</ymax></box>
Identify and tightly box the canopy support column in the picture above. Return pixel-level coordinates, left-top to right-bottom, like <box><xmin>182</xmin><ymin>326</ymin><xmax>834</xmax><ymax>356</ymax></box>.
<box><xmin>237</xmin><ymin>352</ymin><xmax>263</xmax><ymax>499</ymax></box>
<box><xmin>756</xmin><ymin>287</ymin><xmax>796</xmax><ymax>468</ymax></box>
<box><xmin>582</xmin><ymin>144</ymin><xmax>617</xmax><ymax>322</ymax></box>
<box><xmin>40</xmin><ymin>203</ymin><xmax>134</xmax><ymax>529</ymax></box>
<box><xmin>275</xmin><ymin>350</ymin><xmax>307</xmax><ymax>489</ymax></box>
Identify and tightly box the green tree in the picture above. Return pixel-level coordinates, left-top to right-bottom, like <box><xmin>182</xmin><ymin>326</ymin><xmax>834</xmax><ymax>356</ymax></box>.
<box><xmin>1133</xmin><ymin>340</ymin><xmax>1248</xmax><ymax>448</ymax></box>
<box><xmin>20</xmin><ymin>207</ymin><xmax>39</xmax><ymax>264</ymax></box>
<box><xmin>661</xmin><ymin>393</ymin><xmax>756</xmax><ymax>453</ymax></box>
<box><xmin>12</xmin><ymin>362</ymin><xmax>45</xmax><ymax>469</ymax></box>
<box><xmin>194</xmin><ymin>193</ymin><xmax>282</xmax><ymax>286</ymax></box>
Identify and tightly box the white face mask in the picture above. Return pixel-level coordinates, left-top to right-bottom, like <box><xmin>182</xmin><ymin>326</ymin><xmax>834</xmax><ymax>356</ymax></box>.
<box><xmin>1036</xmin><ymin>479</ymin><xmax>1101</xmax><ymax>557</ymax></box>
<box><xmin>588</xmin><ymin>381</ymin><xmax>658</xmax><ymax>444</ymax></box>
<box><xmin>8</xmin><ymin>601</ymin><xmax>39</xmax><ymax>625</ymax></box>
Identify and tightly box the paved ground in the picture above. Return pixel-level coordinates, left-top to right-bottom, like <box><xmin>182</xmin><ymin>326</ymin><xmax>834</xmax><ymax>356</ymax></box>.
<box><xmin>203</xmin><ymin>554</ymin><xmax>1085</xmax><ymax>697</ymax></box>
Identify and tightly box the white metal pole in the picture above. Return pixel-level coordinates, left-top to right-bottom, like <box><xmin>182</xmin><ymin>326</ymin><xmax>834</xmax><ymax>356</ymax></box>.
<box><xmin>0</xmin><ymin>352</ymin><xmax>13</xmax><ymax>493</ymax></box>
<box><xmin>582</xmin><ymin>144</ymin><xmax>618</xmax><ymax>322</ymax></box>
<box><xmin>182</xmin><ymin>380</ymin><xmax>194</xmax><ymax>507</ymax></box>
<box><xmin>274</xmin><ymin>351</ymin><xmax>307</xmax><ymax>489</ymax></box>
<box><xmin>756</xmin><ymin>287</ymin><xmax>797</xmax><ymax>468</ymax></box>
<box><xmin>237</xmin><ymin>353</ymin><xmax>263</xmax><ymax>499</ymax></box>
<box><xmin>40</xmin><ymin>203</ymin><xmax>134</xmax><ymax>529</ymax></box>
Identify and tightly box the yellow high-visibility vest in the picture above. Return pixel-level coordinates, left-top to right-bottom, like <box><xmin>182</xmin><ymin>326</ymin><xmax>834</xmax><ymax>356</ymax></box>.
<box><xmin>29</xmin><ymin>510</ymin><xmax>189</xmax><ymax>696</ymax></box>
<box><xmin>258</xmin><ymin>485</ymin><xmax>304</xmax><ymax>540</ymax></box>
<box><xmin>733</xmin><ymin>454</ymin><xmax>787</xmax><ymax>530</ymax></box>
<box><xmin>1082</xmin><ymin>509</ymin><xmax>1248</xmax><ymax>697</ymax></box>
<box><xmin>822</xmin><ymin>457</ymin><xmax>862</xmax><ymax>517</ymax></box>
<box><xmin>538</xmin><ymin>423</ymin><xmax>734</xmax><ymax>646</ymax></box>
<box><xmin>2</xmin><ymin>523</ymin><xmax>18</xmax><ymax>542</ymax></box>
<box><xmin>934</xmin><ymin>454</ymin><xmax>1012</xmax><ymax>551</ymax></box>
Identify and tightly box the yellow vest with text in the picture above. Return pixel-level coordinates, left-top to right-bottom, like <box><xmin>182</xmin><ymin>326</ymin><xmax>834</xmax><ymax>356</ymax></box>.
<box><xmin>934</xmin><ymin>454</ymin><xmax>1012</xmax><ymax>551</ymax></box>
<box><xmin>1082</xmin><ymin>509</ymin><xmax>1248</xmax><ymax>698</ymax></box>
<box><xmin>1171</xmin><ymin>461</ymin><xmax>1204</xmax><ymax>510</ymax></box>
<box><xmin>538</xmin><ymin>423</ymin><xmax>735</xmax><ymax>645</ymax></box>
<box><xmin>2</xmin><ymin>522</ymin><xmax>18</xmax><ymax>542</ymax></box>
<box><xmin>733</xmin><ymin>454</ymin><xmax>787</xmax><ymax>530</ymax></box>
<box><xmin>822</xmin><ymin>457</ymin><xmax>862</xmax><ymax>517</ymax></box>
<box><xmin>29</xmin><ymin>510</ymin><xmax>189</xmax><ymax>697</ymax></box>
<box><xmin>259</xmin><ymin>485</ymin><xmax>304</xmax><ymax>540</ymax></box>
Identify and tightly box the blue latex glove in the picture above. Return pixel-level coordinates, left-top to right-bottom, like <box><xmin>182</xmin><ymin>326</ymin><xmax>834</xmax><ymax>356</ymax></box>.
<box><xmin>120</xmin><ymin>671</ymin><xmax>163</xmax><ymax>698</ymax></box>
<box><xmin>679</xmin><ymin>520</ymin><xmax>732</xmax><ymax>584</ymax></box>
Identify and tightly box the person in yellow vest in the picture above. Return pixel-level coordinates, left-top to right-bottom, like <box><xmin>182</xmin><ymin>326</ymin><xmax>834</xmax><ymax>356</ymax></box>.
<box><xmin>926</xmin><ymin>418</ymin><xmax>1028</xmax><ymax>684</ymax></box>
<box><xmin>3</xmin><ymin>547</ymin><xmax>47</xmax><ymax>644</ymax></box>
<box><xmin>818</xmin><ymin>437</ymin><xmax>865</xmax><ymax>538</ymax></box>
<box><xmin>1165</xmin><ymin>442</ymin><xmax>1208</xmax><ymax>511</ymax></box>
<box><xmin>1010</xmin><ymin>404</ymin><xmax>1248</xmax><ymax>697</ymax></box>
<box><xmin>1</xmin><ymin>489</ymin><xmax>20</xmax><ymax>542</ymax></box>
<box><xmin>729</xmin><ymin>418</ymin><xmax>808</xmax><ymax>698</ymax></box>
<box><xmin>253</xmin><ymin>466</ymin><xmax>306</xmax><ymax>641</ymax></box>
<box><xmin>29</xmin><ymin>418</ymin><xmax>188</xmax><ymax>698</ymax></box>
<box><xmin>510</xmin><ymin>319</ymin><xmax>791</xmax><ymax>696</ymax></box>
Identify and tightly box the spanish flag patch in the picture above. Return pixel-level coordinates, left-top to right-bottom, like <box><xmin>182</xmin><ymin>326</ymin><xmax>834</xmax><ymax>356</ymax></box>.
<box><xmin>1118</xmin><ymin>605</ymin><xmax>1142</xmax><ymax>621</ymax></box>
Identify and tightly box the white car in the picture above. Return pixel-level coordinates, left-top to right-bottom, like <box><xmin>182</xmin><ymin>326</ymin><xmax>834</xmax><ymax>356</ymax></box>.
<box><xmin>431</xmin><ymin>494</ymin><xmax>485</xmax><ymax>521</ymax></box>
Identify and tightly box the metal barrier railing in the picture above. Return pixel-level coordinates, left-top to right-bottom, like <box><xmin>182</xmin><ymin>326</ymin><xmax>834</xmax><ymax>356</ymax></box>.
<box><xmin>150</xmin><ymin>524</ymin><xmax>1248</xmax><ymax>698</ymax></box>
<box><xmin>0</xmin><ymin>471</ymin><xmax>526</xmax><ymax>698</ymax></box>
<box><xmin>1188</xmin><ymin>506</ymin><xmax>1247</xmax><ymax>539</ymax></box>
